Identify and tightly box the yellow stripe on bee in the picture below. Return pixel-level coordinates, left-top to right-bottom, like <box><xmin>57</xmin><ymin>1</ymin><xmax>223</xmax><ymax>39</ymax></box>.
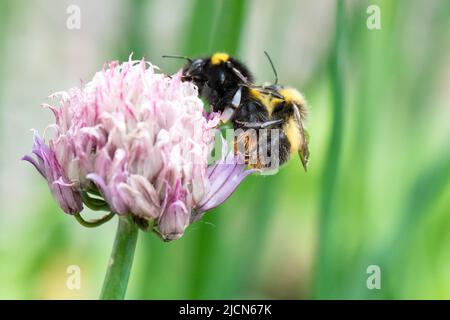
<box><xmin>278</xmin><ymin>88</ymin><xmax>305</xmax><ymax>105</ymax></box>
<box><xmin>284</xmin><ymin>118</ymin><xmax>302</xmax><ymax>154</ymax></box>
<box><xmin>211</xmin><ymin>52</ymin><xmax>230</xmax><ymax>65</ymax></box>
<box><xmin>249</xmin><ymin>88</ymin><xmax>282</xmax><ymax>116</ymax></box>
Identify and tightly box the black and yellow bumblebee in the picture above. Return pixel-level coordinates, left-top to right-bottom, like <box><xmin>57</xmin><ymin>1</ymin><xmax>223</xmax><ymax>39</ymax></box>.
<box><xmin>163</xmin><ymin>52</ymin><xmax>253</xmax><ymax>121</ymax></box>
<box><xmin>235</xmin><ymin>83</ymin><xmax>310</xmax><ymax>171</ymax></box>
<box><xmin>163</xmin><ymin>52</ymin><xmax>310</xmax><ymax>171</ymax></box>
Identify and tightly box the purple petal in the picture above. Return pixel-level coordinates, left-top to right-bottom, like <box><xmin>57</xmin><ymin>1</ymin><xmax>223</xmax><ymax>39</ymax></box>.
<box><xmin>21</xmin><ymin>155</ymin><xmax>45</xmax><ymax>178</ymax></box>
<box><xmin>23</xmin><ymin>131</ymin><xmax>83</xmax><ymax>214</ymax></box>
<box><xmin>87</xmin><ymin>173</ymin><xmax>127</xmax><ymax>214</ymax></box>
<box><xmin>195</xmin><ymin>139</ymin><xmax>256</xmax><ymax>217</ymax></box>
<box><xmin>51</xmin><ymin>180</ymin><xmax>82</xmax><ymax>214</ymax></box>
<box><xmin>157</xmin><ymin>200</ymin><xmax>189</xmax><ymax>241</ymax></box>
<box><xmin>156</xmin><ymin>181</ymin><xmax>189</xmax><ymax>241</ymax></box>
<box><xmin>197</xmin><ymin>163</ymin><xmax>255</xmax><ymax>214</ymax></box>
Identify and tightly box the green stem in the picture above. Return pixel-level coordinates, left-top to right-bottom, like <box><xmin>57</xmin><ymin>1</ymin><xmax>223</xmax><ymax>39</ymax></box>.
<box><xmin>74</xmin><ymin>212</ymin><xmax>115</xmax><ymax>228</ymax></box>
<box><xmin>100</xmin><ymin>215</ymin><xmax>139</xmax><ymax>300</ymax></box>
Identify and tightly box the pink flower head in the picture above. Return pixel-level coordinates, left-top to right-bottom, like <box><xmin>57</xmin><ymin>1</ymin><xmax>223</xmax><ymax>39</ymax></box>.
<box><xmin>23</xmin><ymin>58</ymin><xmax>254</xmax><ymax>241</ymax></box>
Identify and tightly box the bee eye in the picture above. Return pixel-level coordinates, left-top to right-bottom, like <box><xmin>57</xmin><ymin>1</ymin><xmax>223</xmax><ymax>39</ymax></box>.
<box><xmin>191</xmin><ymin>59</ymin><xmax>204</xmax><ymax>70</ymax></box>
<box><xmin>219</xmin><ymin>73</ymin><xmax>225</xmax><ymax>84</ymax></box>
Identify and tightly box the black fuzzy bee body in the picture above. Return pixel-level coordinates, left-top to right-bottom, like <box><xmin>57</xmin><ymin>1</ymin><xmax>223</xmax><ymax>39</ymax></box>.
<box><xmin>181</xmin><ymin>52</ymin><xmax>253</xmax><ymax>113</ymax></box>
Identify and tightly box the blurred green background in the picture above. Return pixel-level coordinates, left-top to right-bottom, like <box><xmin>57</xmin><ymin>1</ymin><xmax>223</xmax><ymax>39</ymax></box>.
<box><xmin>1</xmin><ymin>0</ymin><xmax>450</xmax><ymax>299</ymax></box>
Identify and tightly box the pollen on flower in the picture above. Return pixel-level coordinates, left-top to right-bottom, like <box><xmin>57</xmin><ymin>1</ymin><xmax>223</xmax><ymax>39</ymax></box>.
<box><xmin>23</xmin><ymin>57</ymin><xmax>254</xmax><ymax>241</ymax></box>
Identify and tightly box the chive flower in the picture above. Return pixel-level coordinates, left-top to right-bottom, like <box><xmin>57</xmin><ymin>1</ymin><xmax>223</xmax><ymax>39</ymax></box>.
<box><xmin>23</xmin><ymin>58</ymin><xmax>253</xmax><ymax>241</ymax></box>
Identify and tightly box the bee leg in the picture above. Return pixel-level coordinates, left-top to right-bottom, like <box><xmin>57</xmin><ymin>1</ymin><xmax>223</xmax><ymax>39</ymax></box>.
<box><xmin>235</xmin><ymin>119</ymin><xmax>283</xmax><ymax>129</ymax></box>
<box><xmin>221</xmin><ymin>87</ymin><xmax>242</xmax><ymax>123</ymax></box>
<box><xmin>231</xmin><ymin>86</ymin><xmax>242</xmax><ymax>108</ymax></box>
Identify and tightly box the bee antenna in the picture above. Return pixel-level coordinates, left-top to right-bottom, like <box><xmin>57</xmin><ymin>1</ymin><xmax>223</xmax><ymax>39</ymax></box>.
<box><xmin>162</xmin><ymin>54</ymin><xmax>193</xmax><ymax>63</ymax></box>
<box><xmin>264</xmin><ymin>51</ymin><xmax>278</xmax><ymax>85</ymax></box>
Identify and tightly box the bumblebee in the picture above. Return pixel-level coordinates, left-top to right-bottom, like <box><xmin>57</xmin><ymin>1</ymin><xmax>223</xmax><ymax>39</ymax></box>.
<box><xmin>234</xmin><ymin>84</ymin><xmax>310</xmax><ymax>171</ymax></box>
<box><xmin>226</xmin><ymin>52</ymin><xmax>309</xmax><ymax>171</ymax></box>
<box><xmin>162</xmin><ymin>52</ymin><xmax>253</xmax><ymax>121</ymax></box>
<box><xmin>163</xmin><ymin>52</ymin><xmax>310</xmax><ymax>171</ymax></box>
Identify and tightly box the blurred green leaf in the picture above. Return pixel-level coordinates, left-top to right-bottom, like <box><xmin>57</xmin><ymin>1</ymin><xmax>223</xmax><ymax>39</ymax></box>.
<box><xmin>312</xmin><ymin>0</ymin><xmax>346</xmax><ymax>299</ymax></box>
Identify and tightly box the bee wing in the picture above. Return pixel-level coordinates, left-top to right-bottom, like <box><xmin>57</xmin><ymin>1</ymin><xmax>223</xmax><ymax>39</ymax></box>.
<box><xmin>293</xmin><ymin>103</ymin><xmax>310</xmax><ymax>172</ymax></box>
